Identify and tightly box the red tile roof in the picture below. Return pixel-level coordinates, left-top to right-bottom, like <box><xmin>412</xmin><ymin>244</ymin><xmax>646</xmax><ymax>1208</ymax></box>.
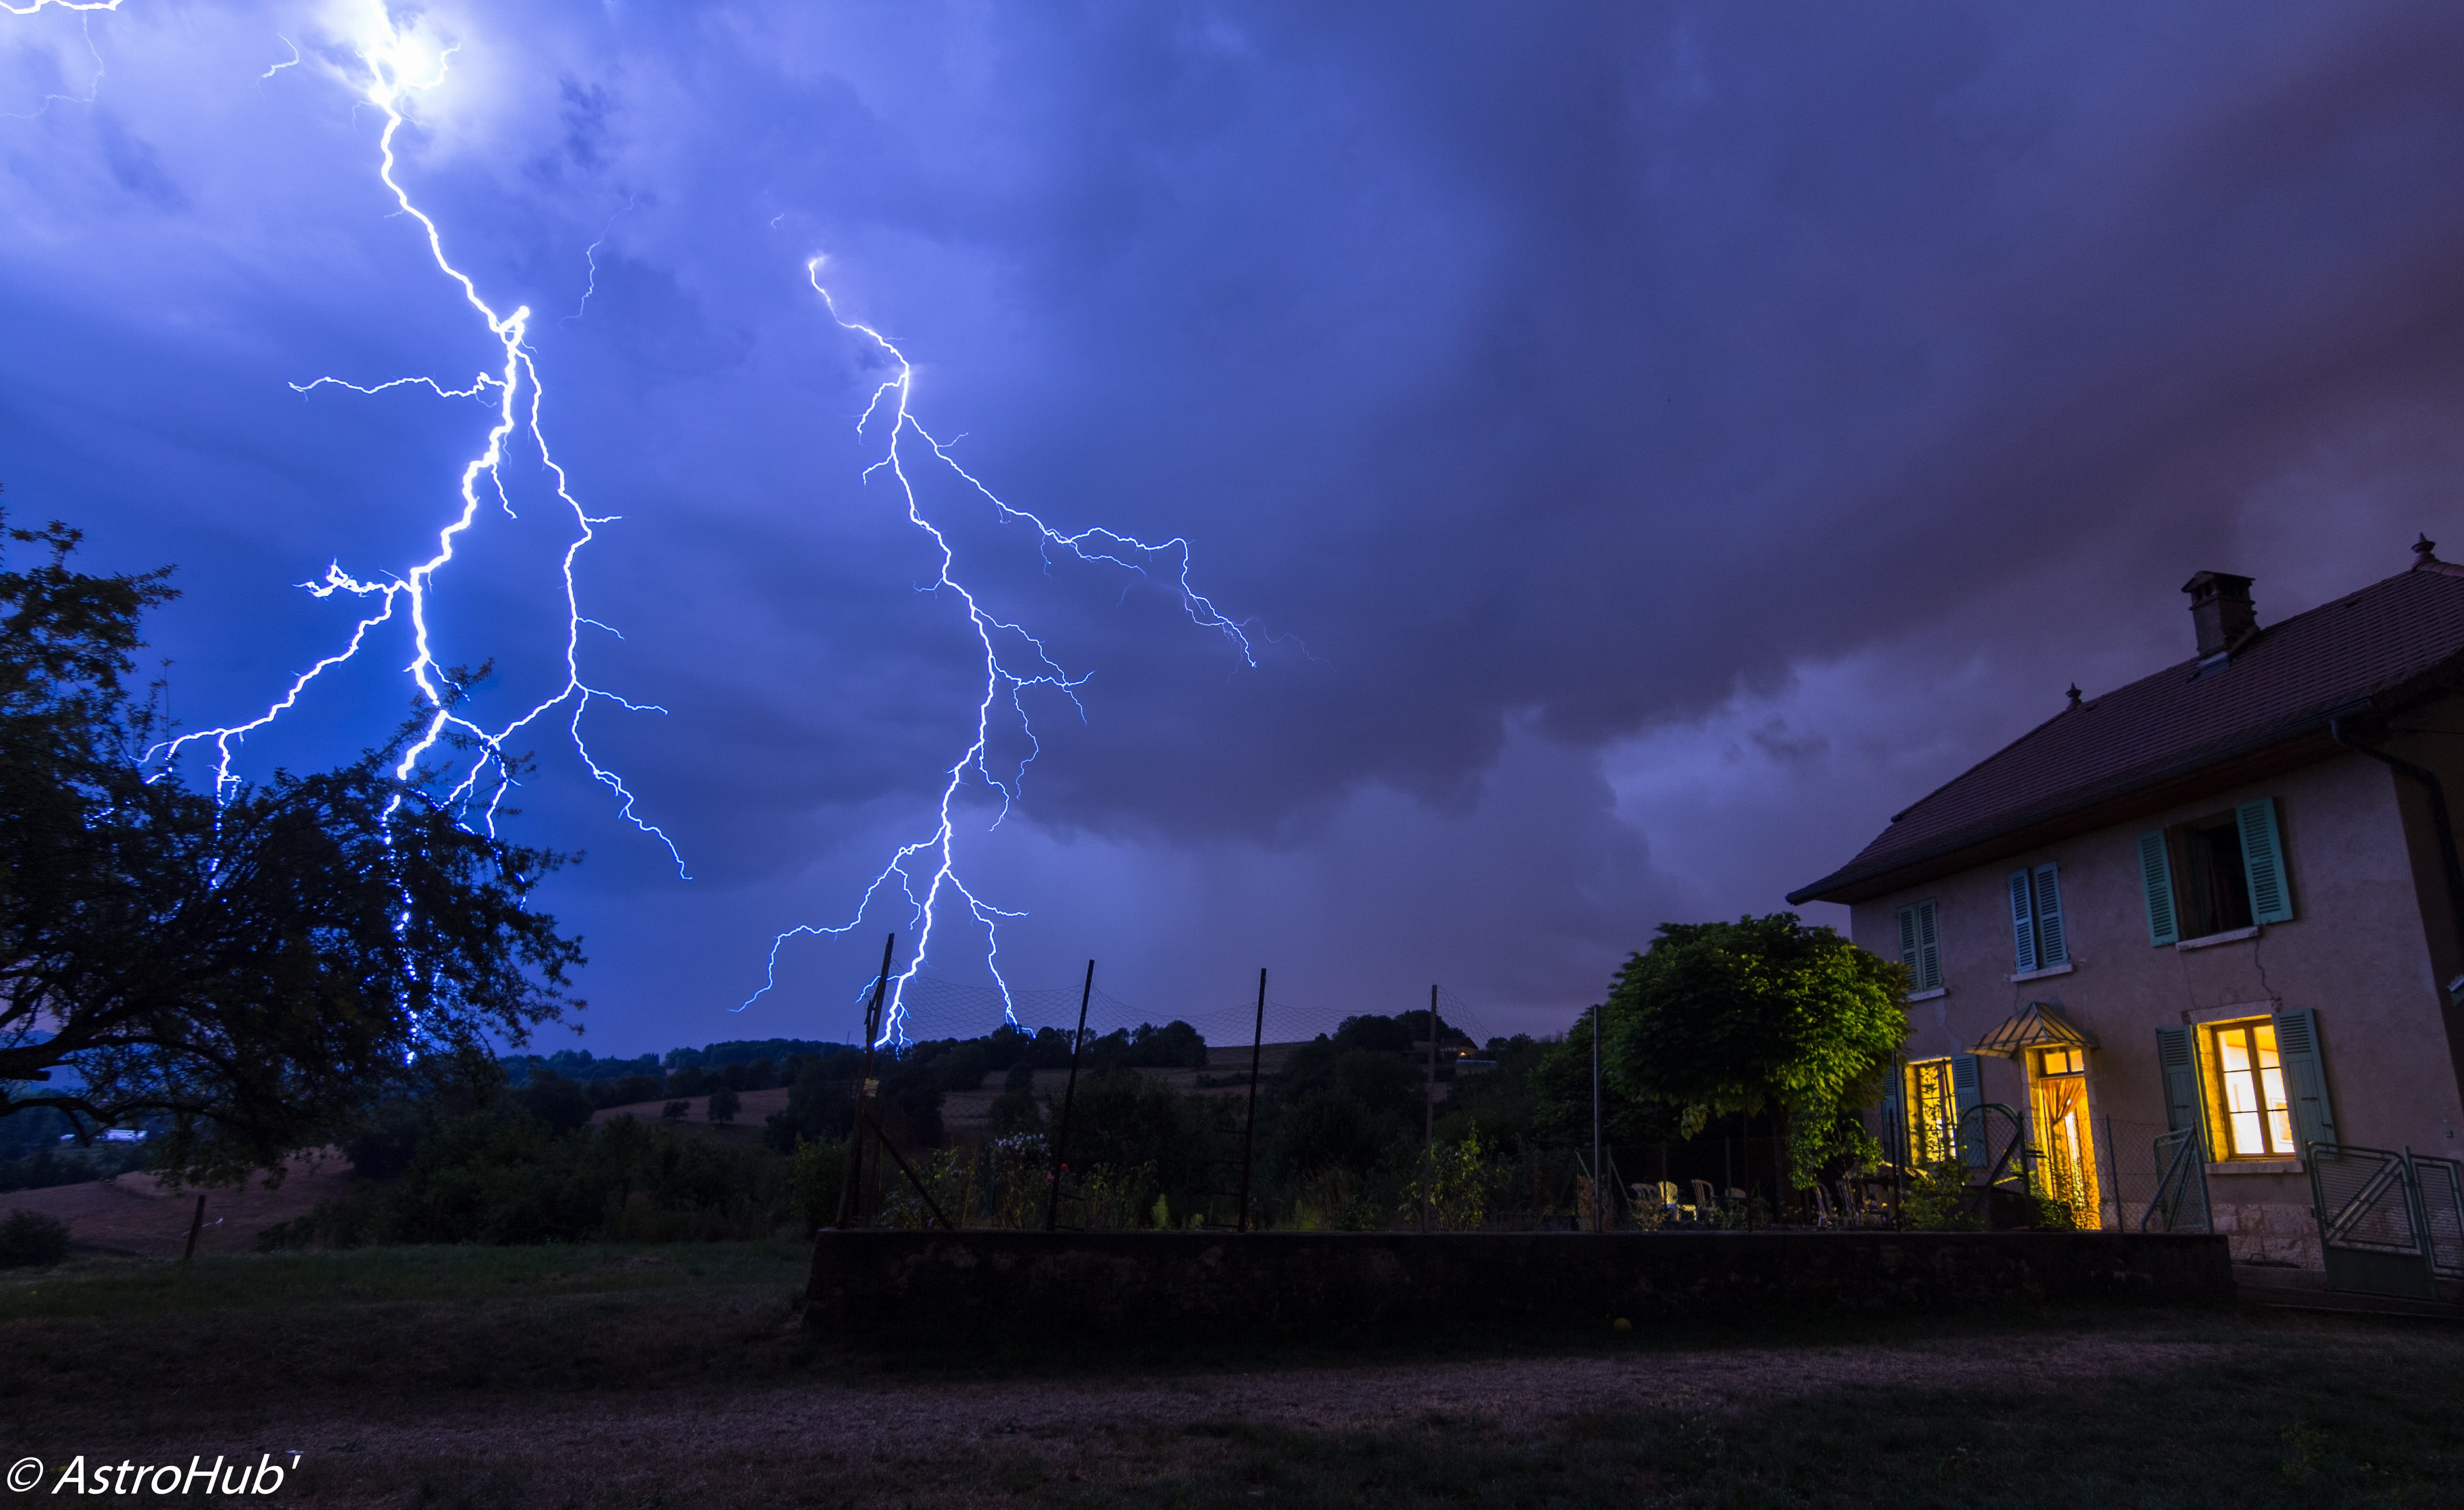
<box><xmin>1789</xmin><ymin>557</ymin><xmax>2464</xmax><ymax>905</ymax></box>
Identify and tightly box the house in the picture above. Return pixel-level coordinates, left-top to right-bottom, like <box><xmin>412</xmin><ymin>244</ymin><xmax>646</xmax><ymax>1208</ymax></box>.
<box><xmin>1789</xmin><ymin>537</ymin><xmax>2464</xmax><ymax>1267</ymax></box>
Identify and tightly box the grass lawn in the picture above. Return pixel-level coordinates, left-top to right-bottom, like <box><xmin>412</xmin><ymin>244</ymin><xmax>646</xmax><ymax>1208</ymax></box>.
<box><xmin>3</xmin><ymin>1241</ymin><xmax>2460</xmax><ymax>1507</ymax></box>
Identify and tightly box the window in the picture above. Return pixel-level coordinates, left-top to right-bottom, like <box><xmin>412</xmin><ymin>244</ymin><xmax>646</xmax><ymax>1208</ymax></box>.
<box><xmin>2008</xmin><ymin>863</ymin><xmax>2067</xmax><ymax>972</ymax></box>
<box><xmin>1906</xmin><ymin>1059</ymin><xmax>1959</xmax><ymax>1166</ymax></box>
<box><xmin>1896</xmin><ymin>900</ymin><xmax>1942</xmax><ymax>993</ymax></box>
<box><xmin>2138</xmin><ymin>797</ymin><xmax>2293</xmax><ymax>945</ymax></box>
<box><xmin>2207</xmin><ymin>1019</ymin><xmax>2295</xmax><ymax>1158</ymax></box>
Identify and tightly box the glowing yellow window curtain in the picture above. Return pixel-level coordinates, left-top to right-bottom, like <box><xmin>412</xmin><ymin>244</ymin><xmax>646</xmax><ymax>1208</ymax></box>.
<box><xmin>1906</xmin><ymin>1059</ymin><xmax>1959</xmax><ymax>1166</ymax></box>
<box><xmin>2209</xmin><ymin>1020</ymin><xmax>2295</xmax><ymax>1157</ymax></box>
<box><xmin>2030</xmin><ymin>1048</ymin><xmax>2099</xmax><ymax>1225</ymax></box>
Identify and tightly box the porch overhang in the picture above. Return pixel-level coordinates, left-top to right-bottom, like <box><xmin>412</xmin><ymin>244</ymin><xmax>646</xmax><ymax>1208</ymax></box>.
<box><xmin>1970</xmin><ymin>1001</ymin><xmax>2099</xmax><ymax>1059</ymax></box>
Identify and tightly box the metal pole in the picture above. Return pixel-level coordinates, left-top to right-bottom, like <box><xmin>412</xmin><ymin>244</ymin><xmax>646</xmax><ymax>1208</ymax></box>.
<box><xmin>1237</xmin><ymin>968</ymin><xmax>1266</xmax><ymax>1232</ymax></box>
<box><xmin>1742</xmin><ymin>1111</ymin><xmax>1753</xmax><ymax>1233</ymax></box>
<box><xmin>181</xmin><ymin>1193</ymin><xmax>206</xmax><ymax>1261</ymax></box>
<box><xmin>1893</xmin><ymin>1048</ymin><xmax>1906</xmax><ymax>1232</ymax></box>
<box><xmin>1044</xmin><ymin>959</ymin><xmax>1095</xmax><ymax>1232</ymax></box>
<box><xmin>1591</xmin><ymin>1005</ymin><xmax>1603</xmax><ymax>1234</ymax></box>
<box><xmin>1424</xmin><ymin>984</ymin><xmax>1439</xmax><ymax>1233</ymax></box>
<box><xmin>835</xmin><ymin>933</ymin><xmax>896</xmax><ymax>1229</ymax></box>
<box><xmin>1775</xmin><ymin>1112</ymin><xmax>1786</xmax><ymax>1227</ymax></box>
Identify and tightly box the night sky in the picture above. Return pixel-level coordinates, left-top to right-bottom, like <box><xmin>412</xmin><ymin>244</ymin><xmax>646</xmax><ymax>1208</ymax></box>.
<box><xmin>8</xmin><ymin>2</ymin><xmax>2464</xmax><ymax>1054</ymax></box>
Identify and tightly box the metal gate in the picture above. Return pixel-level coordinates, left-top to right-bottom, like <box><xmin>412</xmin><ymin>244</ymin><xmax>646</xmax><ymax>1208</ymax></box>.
<box><xmin>2308</xmin><ymin>1143</ymin><xmax>2464</xmax><ymax>1299</ymax></box>
<box><xmin>2141</xmin><ymin>1128</ymin><xmax>2211</xmax><ymax>1233</ymax></box>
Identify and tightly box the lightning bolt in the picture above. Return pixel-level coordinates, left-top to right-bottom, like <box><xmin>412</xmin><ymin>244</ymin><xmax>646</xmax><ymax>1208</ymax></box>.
<box><xmin>0</xmin><ymin>0</ymin><xmax>110</xmax><ymax>120</ymax></box>
<box><xmin>146</xmin><ymin>5</ymin><xmax>685</xmax><ymax>874</ymax></box>
<box><xmin>740</xmin><ymin>262</ymin><xmax>1256</xmax><ymax>1045</ymax></box>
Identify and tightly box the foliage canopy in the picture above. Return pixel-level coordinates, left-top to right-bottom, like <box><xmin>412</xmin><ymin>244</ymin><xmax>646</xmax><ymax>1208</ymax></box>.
<box><xmin>1600</xmin><ymin>912</ymin><xmax>1906</xmax><ymax>1139</ymax></box>
<box><xmin>0</xmin><ymin>512</ymin><xmax>585</xmax><ymax>1181</ymax></box>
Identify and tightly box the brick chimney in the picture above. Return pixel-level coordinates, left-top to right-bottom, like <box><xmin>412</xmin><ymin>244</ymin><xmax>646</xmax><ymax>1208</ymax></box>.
<box><xmin>2182</xmin><ymin>570</ymin><xmax>2257</xmax><ymax>660</ymax></box>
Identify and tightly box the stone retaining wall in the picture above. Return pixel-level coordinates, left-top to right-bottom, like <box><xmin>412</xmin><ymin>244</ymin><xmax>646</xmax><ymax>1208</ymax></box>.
<box><xmin>806</xmin><ymin>1229</ymin><xmax>2233</xmax><ymax>1341</ymax></box>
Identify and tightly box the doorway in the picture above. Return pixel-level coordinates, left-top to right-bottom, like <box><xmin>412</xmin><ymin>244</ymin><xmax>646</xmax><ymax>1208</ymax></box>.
<box><xmin>2030</xmin><ymin>1047</ymin><xmax>2100</xmax><ymax>1227</ymax></box>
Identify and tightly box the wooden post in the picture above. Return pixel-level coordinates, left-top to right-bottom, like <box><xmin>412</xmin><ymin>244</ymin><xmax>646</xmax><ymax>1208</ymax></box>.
<box><xmin>1236</xmin><ymin>968</ymin><xmax>1266</xmax><ymax>1233</ymax></box>
<box><xmin>1044</xmin><ymin>959</ymin><xmax>1095</xmax><ymax>1232</ymax></box>
<box><xmin>1590</xmin><ymin>1004</ymin><xmax>1603</xmax><ymax>1233</ymax></box>
<box><xmin>1424</xmin><ymin>984</ymin><xmax>1439</xmax><ymax>1233</ymax></box>
<box><xmin>835</xmin><ymin>933</ymin><xmax>897</xmax><ymax>1229</ymax></box>
<box><xmin>1775</xmin><ymin>1109</ymin><xmax>1787</xmax><ymax>1227</ymax></box>
<box><xmin>181</xmin><ymin>1193</ymin><xmax>206</xmax><ymax>1261</ymax></box>
<box><xmin>1741</xmin><ymin>1111</ymin><xmax>1752</xmax><ymax>1233</ymax></box>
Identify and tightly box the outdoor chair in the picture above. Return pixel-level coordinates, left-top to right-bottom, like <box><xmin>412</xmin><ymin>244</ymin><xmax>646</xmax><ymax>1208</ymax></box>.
<box><xmin>1836</xmin><ymin>1178</ymin><xmax>1870</xmax><ymax>1227</ymax></box>
<box><xmin>1646</xmin><ymin>1180</ymin><xmax>1691</xmax><ymax>1222</ymax></box>
<box><xmin>1810</xmin><ymin>1183</ymin><xmax>1837</xmax><ymax>1228</ymax></box>
<box><xmin>1689</xmin><ymin>1178</ymin><xmax>1717</xmax><ymax>1220</ymax></box>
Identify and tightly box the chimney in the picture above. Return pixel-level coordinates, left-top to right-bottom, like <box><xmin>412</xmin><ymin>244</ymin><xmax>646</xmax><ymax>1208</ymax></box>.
<box><xmin>2182</xmin><ymin>570</ymin><xmax>2257</xmax><ymax>660</ymax></box>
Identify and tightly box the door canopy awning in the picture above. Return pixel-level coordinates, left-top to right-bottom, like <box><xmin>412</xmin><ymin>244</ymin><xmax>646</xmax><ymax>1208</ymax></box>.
<box><xmin>1971</xmin><ymin>1001</ymin><xmax>2099</xmax><ymax>1059</ymax></box>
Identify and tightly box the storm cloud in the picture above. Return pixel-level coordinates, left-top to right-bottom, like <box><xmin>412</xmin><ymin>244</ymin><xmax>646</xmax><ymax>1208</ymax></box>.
<box><xmin>6</xmin><ymin>1</ymin><xmax>2462</xmax><ymax>1048</ymax></box>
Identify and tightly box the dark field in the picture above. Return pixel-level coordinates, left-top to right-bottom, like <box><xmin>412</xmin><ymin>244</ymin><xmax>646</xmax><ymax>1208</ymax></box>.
<box><xmin>2</xmin><ymin>1242</ymin><xmax>2459</xmax><ymax>1508</ymax></box>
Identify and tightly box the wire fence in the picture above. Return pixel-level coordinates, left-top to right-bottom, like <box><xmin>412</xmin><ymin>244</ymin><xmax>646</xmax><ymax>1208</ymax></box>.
<box><xmin>872</xmin><ymin>974</ymin><xmax>1505</xmax><ymax>1057</ymax></box>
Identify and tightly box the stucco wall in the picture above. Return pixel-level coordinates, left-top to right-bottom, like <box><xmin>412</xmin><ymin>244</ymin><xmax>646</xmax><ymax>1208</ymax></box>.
<box><xmin>1852</xmin><ymin>743</ymin><xmax>2464</xmax><ymax>1263</ymax></box>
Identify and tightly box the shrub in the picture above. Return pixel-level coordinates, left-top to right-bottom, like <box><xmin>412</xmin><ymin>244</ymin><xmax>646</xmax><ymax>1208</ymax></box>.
<box><xmin>0</xmin><ymin>1208</ymin><xmax>70</xmax><ymax>1268</ymax></box>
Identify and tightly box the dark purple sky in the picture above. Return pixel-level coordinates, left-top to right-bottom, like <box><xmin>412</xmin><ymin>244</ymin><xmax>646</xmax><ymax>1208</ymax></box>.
<box><xmin>8</xmin><ymin>1</ymin><xmax>2464</xmax><ymax>1054</ymax></box>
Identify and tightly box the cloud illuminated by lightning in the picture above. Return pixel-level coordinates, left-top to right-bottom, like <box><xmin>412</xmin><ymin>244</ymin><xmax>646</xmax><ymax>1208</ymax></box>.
<box><xmin>147</xmin><ymin>2</ymin><xmax>684</xmax><ymax>872</ymax></box>
<box><xmin>0</xmin><ymin>0</ymin><xmax>109</xmax><ymax>120</ymax></box>
<box><xmin>740</xmin><ymin>260</ymin><xmax>1256</xmax><ymax>1044</ymax></box>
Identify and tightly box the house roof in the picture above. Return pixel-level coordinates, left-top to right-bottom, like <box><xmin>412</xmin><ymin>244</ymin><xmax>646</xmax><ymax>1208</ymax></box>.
<box><xmin>1788</xmin><ymin>549</ymin><xmax>2464</xmax><ymax>906</ymax></box>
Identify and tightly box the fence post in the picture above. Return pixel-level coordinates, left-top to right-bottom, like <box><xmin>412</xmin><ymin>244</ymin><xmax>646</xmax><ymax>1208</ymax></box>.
<box><xmin>1237</xmin><ymin>968</ymin><xmax>1265</xmax><ymax>1232</ymax></box>
<box><xmin>835</xmin><ymin>933</ymin><xmax>896</xmax><ymax>1230</ymax></box>
<box><xmin>1044</xmin><ymin>959</ymin><xmax>1095</xmax><ymax>1232</ymax></box>
<box><xmin>1590</xmin><ymin>1005</ymin><xmax>1603</xmax><ymax>1233</ymax></box>
<box><xmin>1425</xmin><ymin>984</ymin><xmax>1439</xmax><ymax>1234</ymax></box>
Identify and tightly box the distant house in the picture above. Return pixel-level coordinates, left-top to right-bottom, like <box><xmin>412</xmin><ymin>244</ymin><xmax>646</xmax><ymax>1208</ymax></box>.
<box><xmin>1790</xmin><ymin>539</ymin><xmax>2464</xmax><ymax>1267</ymax></box>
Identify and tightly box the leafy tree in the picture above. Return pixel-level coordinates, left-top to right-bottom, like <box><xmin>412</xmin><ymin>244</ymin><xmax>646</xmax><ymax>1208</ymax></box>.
<box><xmin>1600</xmin><ymin>913</ymin><xmax>1904</xmax><ymax>1184</ymax></box>
<box><xmin>0</xmin><ymin>513</ymin><xmax>584</xmax><ymax>1182</ymax></box>
<box><xmin>706</xmin><ymin>1084</ymin><xmax>741</xmax><ymax>1124</ymax></box>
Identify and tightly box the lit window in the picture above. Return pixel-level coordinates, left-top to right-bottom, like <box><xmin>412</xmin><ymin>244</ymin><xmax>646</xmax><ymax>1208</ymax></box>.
<box><xmin>2037</xmin><ymin>1047</ymin><xmax>2083</xmax><ymax>1077</ymax></box>
<box><xmin>1906</xmin><ymin>1059</ymin><xmax>1958</xmax><ymax>1166</ymax></box>
<box><xmin>2208</xmin><ymin>1020</ymin><xmax>2295</xmax><ymax>1157</ymax></box>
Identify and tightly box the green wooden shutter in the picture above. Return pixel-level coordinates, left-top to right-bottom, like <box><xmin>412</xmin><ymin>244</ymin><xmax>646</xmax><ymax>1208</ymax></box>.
<box><xmin>2271</xmin><ymin>1007</ymin><xmax>2336</xmax><ymax>1153</ymax></box>
<box><xmin>2138</xmin><ymin>830</ymin><xmax>2180</xmax><ymax>946</ymax></box>
<box><xmin>2032</xmin><ymin>864</ymin><xmax>2067</xmax><ymax>966</ymax></box>
<box><xmin>2237</xmin><ymin>797</ymin><xmax>2293</xmax><ymax>924</ymax></box>
<box><xmin>1951</xmin><ymin>1053</ymin><xmax>1985</xmax><ymax>1167</ymax></box>
<box><xmin>2008</xmin><ymin>871</ymin><xmax>2038</xmax><ymax>973</ymax></box>
<box><xmin>1915</xmin><ymin>900</ymin><xmax>1942</xmax><ymax>992</ymax></box>
<box><xmin>2156</xmin><ymin>1025</ymin><xmax>2205</xmax><ymax>1156</ymax></box>
<box><xmin>1897</xmin><ymin>906</ymin><xmax>1920</xmax><ymax>976</ymax></box>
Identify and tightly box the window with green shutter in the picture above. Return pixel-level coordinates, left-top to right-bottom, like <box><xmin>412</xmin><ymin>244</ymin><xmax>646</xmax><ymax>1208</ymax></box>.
<box><xmin>2007</xmin><ymin>865</ymin><xmax>2067</xmax><ymax>971</ymax></box>
<box><xmin>2269</xmin><ymin>1007</ymin><xmax>2336</xmax><ymax>1152</ymax></box>
<box><xmin>2139</xmin><ymin>830</ymin><xmax>2180</xmax><ymax>945</ymax></box>
<box><xmin>2155</xmin><ymin>1025</ymin><xmax>2205</xmax><ymax>1155</ymax></box>
<box><xmin>2239</xmin><ymin>798</ymin><xmax>2294</xmax><ymax>925</ymax></box>
<box><xmin>1951</xmin><ymin>1053</ymin><xmax>1985</xmax><ymax>1168</ymax></box>
<box><xmin>2147</xmin><ymin>797</ymin><xmax>2294</xmax><ymax>943</ymax></box>
<box><xmin>1896</xmin><ymin>899</ymin><xmax>1942</xmax><ymax>993</ymax></box>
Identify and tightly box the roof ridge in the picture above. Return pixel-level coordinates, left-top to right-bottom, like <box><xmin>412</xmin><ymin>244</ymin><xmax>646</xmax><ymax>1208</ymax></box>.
<box><xmin>1791</xmin><ymin>557</ymin><xmax>2464</xmax><ymax>905</ymax></box>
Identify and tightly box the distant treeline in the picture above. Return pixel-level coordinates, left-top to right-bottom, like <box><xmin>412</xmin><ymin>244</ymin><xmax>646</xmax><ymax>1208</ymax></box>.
<box><xmin>498</xmin><ymin>1020</ymin><xmax>1211</xmax><ymax>1126</ymax></box>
